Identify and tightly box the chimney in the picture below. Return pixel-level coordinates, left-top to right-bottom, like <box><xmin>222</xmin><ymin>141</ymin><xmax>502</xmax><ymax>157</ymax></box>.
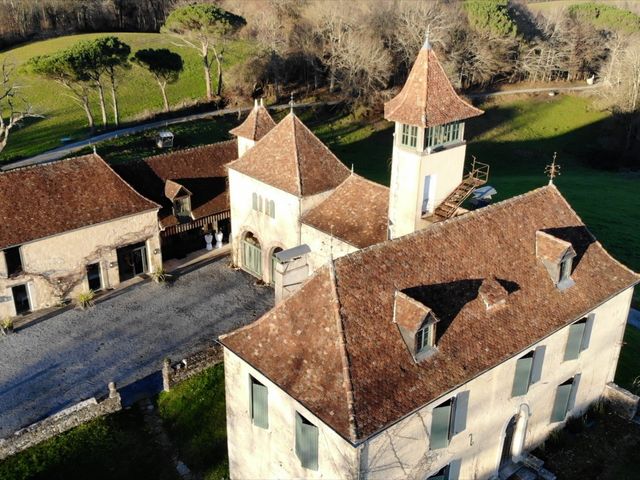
<box><xmin>273</xmin><ymin>244</ymin><xmax>311</xmax><ymax>304</ymax></box>
<box><xmin>478</xmin><ymin>276</ymin><xmax>508</xmax><ymax>311</ymax></box>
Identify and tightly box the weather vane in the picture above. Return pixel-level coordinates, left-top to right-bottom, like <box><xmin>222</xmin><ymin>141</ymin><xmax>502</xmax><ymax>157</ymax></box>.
<box><xmin>545</xmin><ymin>152</ymin><xmax>561</xmax><ymax>185</ymax></box>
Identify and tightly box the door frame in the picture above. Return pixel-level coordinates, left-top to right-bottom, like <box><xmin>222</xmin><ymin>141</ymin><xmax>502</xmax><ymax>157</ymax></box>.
<box><xmin>86</xmin><ymin>262</ymin><xmax>103</xmax><ymax>291</ymax></box>
<box><xmin>11</xmin><ymin>283</ymin><xmax>32</xmax><ymax>315</ymax></box>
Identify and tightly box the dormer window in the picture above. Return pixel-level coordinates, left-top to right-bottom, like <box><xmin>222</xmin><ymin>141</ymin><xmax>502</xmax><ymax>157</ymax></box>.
<box><xmin>165</xmin><ymin>179</ymin><xmax>192</xmax><ymax>221</ymax></box>
<box><xmin>174</xmin><ymin>196</ymin><xmax>191</xmax><ymax>218</ymax></box>
<box><xmin>535</xmin><ymin>231</ymin><xmax>576</xmax><ymax>290</ymax></box>
<box><xmin>393</xmin><ymin>290</ymin><xmax>439</xmax><ymax>362</ymax></box>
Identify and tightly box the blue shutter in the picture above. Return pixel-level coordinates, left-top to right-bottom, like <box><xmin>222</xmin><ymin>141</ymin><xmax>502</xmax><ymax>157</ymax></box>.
<box><xmin>251</xmin><ymin>378</ymin><xmax>268</xmax><ymax>429</ymax></box>
<box><xmin>580</xmin><ymin>314</ymin><xmax>595</xmax><ymax>351</ymax></box>
<box><xmin>295</xmin><ymin>413</ymin><xmax>318</xmax><ymax>470</ymax></box>
<box><xmin>511</xmin><ymin>355</ymin><xmax>534</xmax><ymax>397</ymax></box>
<box><xmin>452</xmin><ymin>391</ymin><xmax>469</xmax><ymax>435</ymax></box>
<box><xmin>530</xmin><ymin>346</ymin><xmax>546</xmax><ymax>384</ymax></box>
<box><xmin>448</xmin><ymin>459</ymin><xmax>461</xmax><ymax>480</ymax></box>
<box><xmin>563</xmin><ymin>321</ymin><xmax>586</xmax><ymax>361</ymax></box>
<box><xmin>430</xmin><ymin>403</ymin><xmax>452</xmax><ymax>450</ymax></box>
<box><xmin>551</xmin><ymin>382</ymin><xmax>573</xmax><ymax>422</ymax></box>
<box><xmin>567</xmin><ymin>374</ymin><xmax>581</xmax><ymax>412</ymax></box>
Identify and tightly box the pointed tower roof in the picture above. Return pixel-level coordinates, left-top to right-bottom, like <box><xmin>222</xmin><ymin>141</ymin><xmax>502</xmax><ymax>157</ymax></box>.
<box><xmin>384</xmin><ymin>42</ymin><xmax>483</xmax><ymax>128</ymax></box>
<box><xmin>227</xmin><ymin>112</ymin><xmax>350</xmax><ymax>197</ymax></box>
<box><xmin>229</xmin><ymin>99</ymin><xmax>276</xmax><ymax>141</ymax></box>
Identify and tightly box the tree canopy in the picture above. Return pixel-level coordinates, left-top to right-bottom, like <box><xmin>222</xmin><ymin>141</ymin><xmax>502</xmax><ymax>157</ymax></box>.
<box><xmin>567</xmin><ymin>3</ymin><xmax>640</xmax><ymax>34</ymax></box>
<box><xmin>464</xmin><ymin>0</ymin><xmax>517</xmax><ymax>37</ymax></box>
<box><xmin>133</xmin><ymin>48</ymin><xmax>184</xmax><ymax>111</ymax></box>
<box><xmin>163</xmin><ymin>4</ymin><xmax>246</xmax><ymax>41</ymax></box>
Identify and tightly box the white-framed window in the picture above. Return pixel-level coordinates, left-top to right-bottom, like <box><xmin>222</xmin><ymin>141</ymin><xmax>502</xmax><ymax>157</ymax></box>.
<box><xmin>400</xmin><ymin>124</ymin><xmax>418</xmax><ymax>148</ymax></box>
<box><xmin>252</xmin><ymin>192</ymin><xmax>258</xmax><ymax>210</ymax></box>
<box><xmin>426</xmin><ymin>121</ymin><xmax>463</xmax><ymax>149</ymax></box>
<box><xmin>173</xmin><ymin>196</ymin><xmax>191</xmax><ymax>217</ymax></box>
<box><xmin>416</xmin><ymin>323</ymin><xmax>434</xmax><ymax>354</ymax></box>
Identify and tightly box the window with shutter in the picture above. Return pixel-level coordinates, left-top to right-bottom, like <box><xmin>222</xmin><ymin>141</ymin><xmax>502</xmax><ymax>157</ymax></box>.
<box><xmin>551</xmin><ymin>375</ymin><xmax>580</xmax><ymax>422</ymax></box>
<box><xmin>511</xmin><ymin>351</ymin><xmax>534</xmax><ymax>397</ymax></box>
<box><xmin>269</xmin><ymin>200</ymin><xmax>275</xmax><ymax>218</ymax></box>
<box><xmin>295</xmin><ymin>412</ymin><xmax>319</xmax><ymax>470</ymax></box>
<box><xmin>431</xmin><ymin>399</ymin><xmax>452</xmax><ymax>450</ymax></box>
<box><xmin>530</xmin><ymin>345</ymin><xmax>546</xmax><ymax>384</ymax></box>
<box><xmin>252</xmin><ymin>192</ymin><xmax>258</xmax><ymax>210</ymax></box>
<box><xmin>564</xmin><ymin>317</ymin><xmax>589</xmax><ymax>361</ymax></box>
<box><xmin>250</xmin><ymin>376</ymin><xmax>268</xmax><ymax>429</ymax></box>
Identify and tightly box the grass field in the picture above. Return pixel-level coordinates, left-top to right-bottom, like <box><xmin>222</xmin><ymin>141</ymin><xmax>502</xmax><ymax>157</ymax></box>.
<box><xmin>0</xmin><ymin>409</ymin><xmax>178</xmax><ymax>480</ymax></box>
<box><xmin>0</xmin><ymin>32</ymin><xmax>254</xmax><ymax>162</ymax></box>
<box><xmin>158</xmin><ymin>364</ymin><xmax>228</xmax><ymax>480</ymax></box>
<box><xmin>616</xmin><ymin>325</ymin><xmax>640</xmax><ymax>393</ymax></box>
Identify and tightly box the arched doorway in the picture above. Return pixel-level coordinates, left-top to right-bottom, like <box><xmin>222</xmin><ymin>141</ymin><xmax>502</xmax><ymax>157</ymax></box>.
<box><xmin>241</xmin><ymin>232</ymin><xmax>262</xmax><ymax>278</ymax></box>
<box><xmin>500</xmin><ymin>415</ymin><xmax>517</xmax><ymax>469</ymax></box>
<box><xmin>500</xmin><ymin>405</ymin><xmax>529</xmax><ymax>470</ymax></box>
<box><xmin>270</xmin><ymin>247</ymin><xmax>283</xmax><ymax>285</ymax></box>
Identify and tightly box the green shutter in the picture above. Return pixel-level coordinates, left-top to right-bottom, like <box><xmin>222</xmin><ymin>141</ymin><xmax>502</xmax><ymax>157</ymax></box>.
<box><xmin>580</xmin><ymin>315</ymin><xmax>595</xmax><ymax>351</ymax></box>
<box><xmin>567</xmin><ymin>374</ymin><xmax>581</xmax><ymax>412</ymax></box>
<box><xmin>551</xmin><ymin>382</ymin><xmax>573</xmax><ymax>422</ymax></box>
<box><xmin>295</xmin><ymin>413</ymin><xmax>318</xmax><ymax>470</ymax></box>
<box><xmin>511</xmin><ymin>355</ymin><xmax>534</xmax><ymax>397</ymax></box>
<box><xmin>430</xmin><ymin>403</ymin><xmax>451</xmax><ymax>450</ymax></box>
<box><xmin>530</xmin><ymin>345</ymin><xmax>546</xmax><ymax>384</ymax></box>
<box><xmin>452</xmin><ymin>391</ymin><xmax>469</xmax><ymax>435</ymax></box>
<box><xmin>564</xmin><ymin>322</ymin><xmax>586</xmax><ymax>361</ymax></box>
<box><xmin>251</xmin><ymin>379</ymin><xmax>268</xmax><ymax>429</ymax></box>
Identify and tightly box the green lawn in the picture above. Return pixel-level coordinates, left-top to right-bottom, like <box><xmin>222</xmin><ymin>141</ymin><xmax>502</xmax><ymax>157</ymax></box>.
<box><xmin>158</xmin><ymin>364</ymin><xmax>228</xmax><ymax>480</ymax></box>
<box><xmin>0</xmin><ymin>409</ymin><xmax>178</xmax><ymax>480</ymax></box>
<box><xmin>616</xmin><ymin>325</ymin><xmax>640</xmax><ymax>393</ymax></box>
<box><xmin>0</xmin><ymin>32</ymin><xmax>254</xmax><ymax>162</ymax></box>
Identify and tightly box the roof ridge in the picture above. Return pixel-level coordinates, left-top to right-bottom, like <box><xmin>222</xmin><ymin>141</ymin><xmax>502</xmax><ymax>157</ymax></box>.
<box><xmin>0</xmin><ymin>153</ymin><xmax>98</xmax><ymax>175</ymax></box>
<box><xmin>329</xmin><ymin>261</ymin><xmax>358</xmax><ymax>441</ymax></box>
<box><xmin>143</xmin><ymin>139</ymin><xmax>236</xmax><ymax>162</ymax></box>
<box><xmin>97</xmin><ymin>153</ymin><xmax>162</xmax><ymax>210</ymax></box>
<box><xmin>291</xmin><ymin>113</ymin><xmax>303</xmax><ymax>196</ymax></box>
<box><xmin>335</xmin><ymin>184</ymin><xmax>555</xmax><ymax>266</ymax></box>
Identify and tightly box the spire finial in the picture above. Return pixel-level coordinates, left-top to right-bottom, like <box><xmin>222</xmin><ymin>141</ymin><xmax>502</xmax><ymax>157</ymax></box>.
<box><xmin>351</xmin><ymin>164</ymin><xmax>354</xmax><ymax>174</ymax></box>
<box><xmin>92</xmin><ymin>145</ymin><xmax>97</xmax><ymax>155</ymax></box>
<box><xmin>289</xmin><ymin>93</ymin><xmax>295</xmax><ymax>113</ymax></box>
<box><xmin>545</xmin><ymin>152</ymin><xmax>561</xmax><ymax>185</ymax></box>
<box><xmin>423</xmin><ymin>25</ymin><xmax>431</xmax><ymax>50</ymax></box>
<box><xmin>260</xmin><ymin>97</ymin><xmax>264</xmax><ymax>107</ymax></box>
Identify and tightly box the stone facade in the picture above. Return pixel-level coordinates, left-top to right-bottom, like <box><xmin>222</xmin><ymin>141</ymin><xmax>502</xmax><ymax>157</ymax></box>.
<box><xmin>223</xmin><ymin>286</ymin><xmax>634</xmax><ymax>479</ymax></box>
<box><xmin>0</xmin><ymin>210</ymin><xmax>161</xmax><ymax>318</ymax></box>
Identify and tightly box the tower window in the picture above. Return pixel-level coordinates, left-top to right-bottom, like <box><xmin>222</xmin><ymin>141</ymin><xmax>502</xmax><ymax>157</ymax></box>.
<box><xmin>400</xmin><ymin>124</ymin><xmax>418</xmax><ymax>148</ymax></box>
<box><xmin>426</xmin><ymin>121</ymin><xmax>463</xmax><ymax>149</ymax></box>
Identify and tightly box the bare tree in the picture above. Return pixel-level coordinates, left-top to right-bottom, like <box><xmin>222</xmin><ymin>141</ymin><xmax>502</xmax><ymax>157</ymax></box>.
<box><xmin>0</xmin><ymin>60</ymin><xmax>41</xmax><ymax>153</ymax></box>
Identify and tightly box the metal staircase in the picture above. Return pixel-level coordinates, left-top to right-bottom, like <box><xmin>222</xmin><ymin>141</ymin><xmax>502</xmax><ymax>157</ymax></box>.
<box><xmin>428</xmin><ymin>159</ymin><xmax>489</xmax><ymax>222</ymax></box>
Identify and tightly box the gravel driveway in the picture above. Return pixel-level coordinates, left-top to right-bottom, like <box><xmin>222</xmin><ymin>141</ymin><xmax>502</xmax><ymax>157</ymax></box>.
<box><xmin>0</xmin><ymin>258</ymin><xmax>273</xmax><ymax>436</ymax></box>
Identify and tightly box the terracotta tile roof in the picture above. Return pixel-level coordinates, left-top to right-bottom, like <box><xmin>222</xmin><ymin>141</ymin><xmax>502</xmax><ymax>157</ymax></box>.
<box><xmin>0</xmin><ymin>154</ymin><xmax>159</xmax><ymax>250</ymax></box>
<box><xmin>221</xmin><ymin>266</ymin><xmax>356</xmax><ymax>438</ymax></box>
<box><xmin>384</xmin><ymin>43</ymin><xmax>484</xmax><ymax>128</ymax></box>
<box><xmin>229</xmin><ymin>102</ymin><xmax>276</xmax><ymax>141</ymax></box>
<box><xmin>115</xmin><ymin>141</ymin><xmax>236</xmax><ymax>228</ymax></box>
<box><xmin>221</xmin><ymin>185</ymin><xmax>639</xmax><ymax>443</ymax></box>
<box><xmin>227</xmin><ymin>112</ymin><xmax>351</xmax><ymax>197</ymax></box>
<box><xmin>300</xmin><ymin>175</ymin><xmax>389</xmax><ymax>248</ymax></box>
<box><xmin>164</xmin><ymin>179</ymin><xmax>191</xmax><ymax>200</ymax></box>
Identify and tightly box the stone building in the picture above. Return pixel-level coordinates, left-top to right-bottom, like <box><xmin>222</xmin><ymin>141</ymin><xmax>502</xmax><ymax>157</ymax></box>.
<box><xmin>220</xmin><ymin>186</ymin><xmax>638</xmax><ymax>479</ymax></box>
<box><xmin>0</xmin><ymin>154</ymin><xmax>161</xmax><ymax>318</ymax></box>
<box><xmin>115</xmin><ymin>140</ymin><xmax>237</xmax><ymax>259</ymax></box>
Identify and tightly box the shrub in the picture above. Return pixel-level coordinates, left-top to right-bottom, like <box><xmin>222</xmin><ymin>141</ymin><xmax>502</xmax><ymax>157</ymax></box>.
<box><xmin>568</xmin><ymin>3</ymin><xmax>640</xmax><ymax>34</ymax></box>
<box><xmin>1</xmin><ymin>317</ymin><xmax>14</xmax><ymax>335</ymax></box>
<box><xmin>75</xmin><ymin>290</ymin><xmax>96</xmax><ymax>310</ymax></box>
<box><xmin>151</xmin><ymin>265</ymin><xmax>168</xmax><ymax>284</ymax></box>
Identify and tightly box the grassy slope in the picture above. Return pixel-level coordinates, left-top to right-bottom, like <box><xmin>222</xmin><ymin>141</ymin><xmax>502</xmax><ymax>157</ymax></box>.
<box><xmin>158</xmin><ymin>364</ymin><xmax>228</xmax><ymax>480</ymax></box>
<box><xmin>0</xmin><ymin>32</ymin><xmax>253</xmax><ymax>162</ymax></box>
<box><xmin>616</xmin><ymin>325</ymin><xmax>640</xmax><ymax>392</ymax></box>
<box><xmin>0</xmin><ymin>409</ymin><xmax>178</xmax><ymax>480</ymax></box>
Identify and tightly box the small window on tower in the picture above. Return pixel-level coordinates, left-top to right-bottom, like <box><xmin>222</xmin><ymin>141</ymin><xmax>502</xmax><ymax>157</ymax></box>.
<box><xmin>400</xmin><ymin>124</ymin><xmax>418</xmax><ymax>148</ymax></box>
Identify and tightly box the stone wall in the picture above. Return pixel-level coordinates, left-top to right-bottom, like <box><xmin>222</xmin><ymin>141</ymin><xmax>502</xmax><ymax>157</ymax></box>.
<box><xmin>604</xmin><ymin>382</ymin><xmax>639</xmax><ymax>420</ymax></box>
<box><xmin>163</xmin><ymin>344</ymin><xmax>223</xmax><ymax>391</ymax></box>
<box><xmin>0</xmin><ymin>383</ymin><xmax>121</xmax><ymax>460</ymax></box>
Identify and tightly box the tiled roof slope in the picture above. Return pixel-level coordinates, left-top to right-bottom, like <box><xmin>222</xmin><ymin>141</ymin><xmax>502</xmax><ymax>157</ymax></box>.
<box><xmin>0</xmin><ymin>154</ymin><xmax>158</xmax><ymax>249</ymax></box>
<box><xmin>221</xmin><ymin>266</ymin><xmax>356</xmax><ymax>438</ymax></box>
<box><xmin>221</xmin><ymin>186</ymin><xmax>639</xmax><ymax>443</ymax></box>
<box><xmin>227</xmin><ymin>112</ymin><xmax>351</xmax><ymax>197</ymax></box>
<box><xmin>384</xmin><ymin>42</ymin><xmax>483</xmax><ymax>128</ymax></box>
<box><xmin>229</xmin><ymin>102</ymin><xmax>276</xmax><ymax>141</ymax></box>
<box><xmin>115</xmin><ymin>141</ymin><xmax>236</xmax><ymax>228</ymax></box>
<box><xmin>301</xmin><ymin>174</ymin><xmax>389</xmax><ymax>248</ymax></box>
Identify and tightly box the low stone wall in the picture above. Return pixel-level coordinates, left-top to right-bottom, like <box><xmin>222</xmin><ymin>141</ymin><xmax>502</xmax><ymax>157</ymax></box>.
<box><xmin>0</xmin><ymin>383</ymin><xmax>121</xmax><ymax>460</ymax></box>
<box><xmin>604</xmin><ymin>382</ymin><xmax>639</xmax><ymax>420</ymax></box>
<box><xmin>163</xmin><ymin>344</ymin><xmax>223</xmax><ymax>391</ymax></box>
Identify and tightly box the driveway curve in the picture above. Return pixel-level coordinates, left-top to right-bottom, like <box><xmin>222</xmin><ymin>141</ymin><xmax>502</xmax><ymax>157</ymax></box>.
<box><xmin>0</xmin><ymin>258</ymin><xmax>273</xmax><ymax>437</ymax></box>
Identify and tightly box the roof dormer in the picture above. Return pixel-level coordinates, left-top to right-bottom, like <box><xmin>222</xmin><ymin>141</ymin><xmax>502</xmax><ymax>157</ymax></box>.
<box><xmin>165</xmin><ymin>179</ymin><xmax>192</xmax><ymax>220</ymax></box>
<box><xmin>536</xmin><ymin>230</ymin><xmax>576</xmax><ymax>290</ymax></box>
<box><xmin>393</xmin><ymin>290</ymin><xmax>440</xmax><ymax>362</ymax></box>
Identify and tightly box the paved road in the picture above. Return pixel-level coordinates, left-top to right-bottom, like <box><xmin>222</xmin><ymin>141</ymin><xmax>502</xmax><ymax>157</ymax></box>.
<box><xmin>0</xmin><ymin>258</ymin><xmax>273</xmax><ymax>436</ymax></box>
<box><xmin>2</xmin><ymin>100</ymin><xmax>339</xmax><ymax>171</ymax></box>
<box><xmin>468</xmin><ymin>84</ymin><xmax>600</xmax><ymax>99</ymax></box>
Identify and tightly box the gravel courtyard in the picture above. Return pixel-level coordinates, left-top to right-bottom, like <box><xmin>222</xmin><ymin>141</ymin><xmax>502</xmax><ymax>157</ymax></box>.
<box><xmin>0</xmin><ymin>258</ymin><xmax>273</xmax><ymax>437</ymax></box>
